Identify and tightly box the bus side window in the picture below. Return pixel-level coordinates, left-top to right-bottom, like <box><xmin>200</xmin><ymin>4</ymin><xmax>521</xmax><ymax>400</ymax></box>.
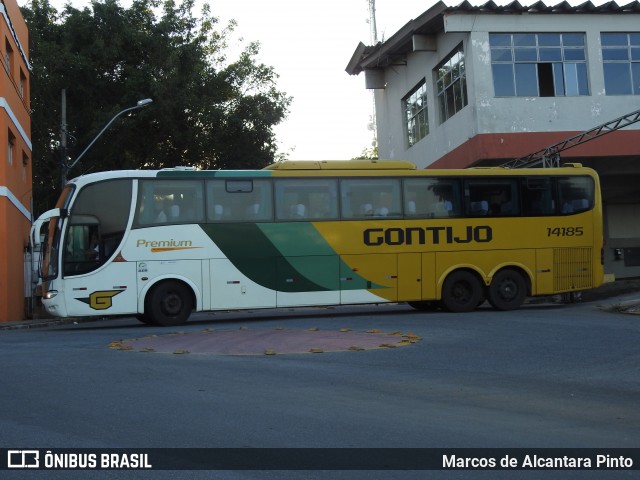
<box><xmin>206</xmin><ymin>179</ymin><xmax>273</xmax><ymax>222</ymax></box>
<box><xmin>465</xmin><ymin>178</ymin><xmax>519</xmax><ymax>217</ymax></box>
<box><xmin>275</xmin><ymin>179</ymin><xmax>338</xmax><ymax>221</ymax></box>
<box><xmin>523</xmin><ymin>177</ymin><xmax>553</xmax><ymax>216</ymax></box>
<box><xmin>403</xmin><ymin>178</ymin><xmax>459</xmax><ymax>218</ymax></box>
<box><xmin>558</xmin><ymin>176</ymin><xmax>594</xmax><ymax>215</ymax></box>
<box><xmin>206</xmin><ymin>180</ymin><xmax>226</xmax><ymax>221</ymax></box>
<box><xmin>153</xmin><ymin>198</ymin><xmax>168</xmax><ymax>222</ymax></box>
<box><xmin>341</xmin><ymin>179</ymin><xmax>401</xmax><ymax>219</ymax></box>
<box><xmin>242</xmin><ymin>179</ymin><xmax>272</xmax><ymax>222</ymax></box>
<box><xmin>135</xmin><ymin>182</ymin><xmax>156</xmax><ymax>225</ymax></box>
<box><xmin>135</xmin><ymin>180</ymin><xmax>204</xmax><ymax>225</ymax></box>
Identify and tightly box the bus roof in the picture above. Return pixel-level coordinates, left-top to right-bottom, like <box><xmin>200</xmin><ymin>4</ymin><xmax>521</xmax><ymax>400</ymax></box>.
<box><xmin>65</xmin><ymin>161</ymin><xmax>597</xmax><ymax>186</ymax></box>
<box><xmin>263</xmin><ymin>160</ymin><xmax>417</xmax><ymax>170</ymax></box>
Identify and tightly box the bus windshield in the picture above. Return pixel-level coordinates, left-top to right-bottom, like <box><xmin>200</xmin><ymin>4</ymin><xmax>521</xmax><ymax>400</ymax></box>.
<box><xmin>61</xmin><ymin>179</ymin><xmax>133</xmax><ymax>276</ymax></box>
<box><xmin>40</xmin><ymin>186</ymin><xmax>74</xmax><ymax>281</ymax></box>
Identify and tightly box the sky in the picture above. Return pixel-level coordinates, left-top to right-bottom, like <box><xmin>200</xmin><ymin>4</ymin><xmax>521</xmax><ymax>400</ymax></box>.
<box><xmin>206</xmin><ymin>0</ymin><xmax>433</xmax><ymax>160</ymax></box>
<box><xmin>19</xmin><ymin>0</ymin><xmax>433</xmax><ymax>160</ymax></box>
<box><xmin>22</xmin><ymin>0</ymin><xmax>608</xmax><ymax>161</ymax></box>
<box><xmin>208</xmin><ymin>0</ymin><xmax>605</xmax><ymax>160</ymax></box>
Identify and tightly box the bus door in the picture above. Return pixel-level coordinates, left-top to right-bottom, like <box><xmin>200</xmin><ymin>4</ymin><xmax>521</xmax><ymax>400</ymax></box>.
<box><xmin>61</xmin><ymin>216</ymin><xmax>138</xmax><ymax>316</ymax></box>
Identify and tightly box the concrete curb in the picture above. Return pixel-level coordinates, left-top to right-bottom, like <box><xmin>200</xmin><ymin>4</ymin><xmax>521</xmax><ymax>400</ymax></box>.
<box><xmin>0</xmin><ymin>316</ymin><xmax>100</xmax><ymax>330</ymax></box>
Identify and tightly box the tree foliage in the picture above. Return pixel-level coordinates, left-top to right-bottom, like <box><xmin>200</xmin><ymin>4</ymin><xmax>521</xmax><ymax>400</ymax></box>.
<box><xmin>353</xmin><ymin>146</ymin><xmax>378</xmax><ymax>160</ymax></box>
<box><xmin>22</xmin><ymin>0</ymin><xmax>291</xmax><ymax>214</ymax></box>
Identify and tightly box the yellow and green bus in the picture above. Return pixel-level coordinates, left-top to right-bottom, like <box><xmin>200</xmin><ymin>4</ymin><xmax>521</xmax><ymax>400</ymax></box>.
<box><xmin>32</xmin><ymin>160</ymin><xmax>604</xmax><ymax>325</ymax></box>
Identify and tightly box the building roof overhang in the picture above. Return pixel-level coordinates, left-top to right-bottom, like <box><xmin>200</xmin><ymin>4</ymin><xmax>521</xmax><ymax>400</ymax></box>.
<box><xmin>346</xmin><ymin>0</ymin><xmax>640</xmax><ymax>75</ymax></box>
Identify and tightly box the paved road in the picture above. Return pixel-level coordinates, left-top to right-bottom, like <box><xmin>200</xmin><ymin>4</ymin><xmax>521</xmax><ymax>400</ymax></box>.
<box><xmin>1</xmin><ymin>299</ymin><xmax>639</xmax><ymax>480</ymax></box>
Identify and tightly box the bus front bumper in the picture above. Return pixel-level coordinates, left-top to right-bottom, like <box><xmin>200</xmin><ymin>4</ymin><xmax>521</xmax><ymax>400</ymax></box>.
<box><xmin>42</xmin><ymin>290</ymin><xmax>69</xmax><ymax>317</ymax></box>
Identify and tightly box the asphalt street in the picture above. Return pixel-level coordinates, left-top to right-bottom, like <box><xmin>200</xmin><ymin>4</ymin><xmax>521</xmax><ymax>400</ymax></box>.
<box><xmin>1</xmin><ymin>296</ymin><xmax>639</xmax><ymax>480</ymax></box>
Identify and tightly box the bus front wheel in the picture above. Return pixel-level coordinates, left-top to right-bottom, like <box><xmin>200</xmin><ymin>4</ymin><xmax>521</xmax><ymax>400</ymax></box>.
<box><xmin>441</xmin><ymin>271</ymin><xmax>483</xmax><ymax>313</ymax></box>
<box><xmin>487</xmin><ymin>269</ymin><xmax>527</xmax><ymax>311</ymax></box>
<box><xmin>146</xmin><ymin>281</ymin><xmax>193</xmax><ymax>326</ymax></box>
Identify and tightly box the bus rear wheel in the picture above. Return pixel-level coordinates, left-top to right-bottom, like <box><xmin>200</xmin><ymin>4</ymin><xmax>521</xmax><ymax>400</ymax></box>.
<box><xmin>488</xmin><ymin>269</ymin><xmax>527</xmax><ymax>311</ymax></box>
<box><xmin>146</xmin><ymin>281</ymin><xmax>193</xmax><ymax>326</ymax></box>
<box><xmin>441</xmin><ymin>270</ymin><xmax>483</xmax><ymax>313</ymax></box>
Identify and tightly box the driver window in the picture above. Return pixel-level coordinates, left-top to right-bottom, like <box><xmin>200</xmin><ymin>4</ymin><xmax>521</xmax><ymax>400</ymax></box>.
<box><xmin>63</xmin><ymin>223</ymin><xmax>101</xmax><ymax>276</ymax></box>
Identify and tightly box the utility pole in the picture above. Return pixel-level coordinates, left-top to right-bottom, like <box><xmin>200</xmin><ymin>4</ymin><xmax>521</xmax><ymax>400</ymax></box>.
<box><xmin>60</xmin><ymin>89</ymin><xmax>67</xmax><ymax>189</ymax></box>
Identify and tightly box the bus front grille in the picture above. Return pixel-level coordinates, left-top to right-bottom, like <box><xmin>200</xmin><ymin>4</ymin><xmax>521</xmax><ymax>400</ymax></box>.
<box><xmin>553</xmin><ymin>247</ymin><xmax>593</xmax><ymax>291</ymax></box>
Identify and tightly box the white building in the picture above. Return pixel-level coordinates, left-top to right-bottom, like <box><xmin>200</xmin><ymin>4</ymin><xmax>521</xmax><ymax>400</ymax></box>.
<box><xmin>347</xmin><ymin>0</ymin><xmax>640</xmax><ymax>279</ymax></box>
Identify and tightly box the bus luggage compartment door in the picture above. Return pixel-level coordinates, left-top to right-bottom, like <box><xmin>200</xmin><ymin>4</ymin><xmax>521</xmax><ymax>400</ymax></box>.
<box><xmin>210</xmin><ymin>258</ymin><xmax>277</xmax><ymax>310</ymax></box>
<box><xmin>535</xmin><ymin>248</ymin><xmax>554</xmax><ymax>295</ymax></box>
<box><xmin>398</xmin><ymin>253</ymin><xmax>422</xmax><ymax>302</ymax></box>
<box><xmin>276</xmin><ymin>255</ymin><xmax>340</xmax><ymax>307</ymax></box>
<box><xmin>340</xmin><ymin>254</ymin><xmax>397</xmax><ymax>304</ymax></box>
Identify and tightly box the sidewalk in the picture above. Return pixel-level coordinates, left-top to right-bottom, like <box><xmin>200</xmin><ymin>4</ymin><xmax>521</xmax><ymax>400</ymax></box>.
<box><xmin>0</xmin><ymin>314</ymin><xmax>100</xmax><ymax>330</ymax></box>
<box><xmin>2</xmin><ymin>278</ymin><xmax>640</xmax><ymax>330</ymax></box>
<box><xmin>576</xmin><ymin>277</ymin><xmax>640</xmax><ymax>314</ymax></box>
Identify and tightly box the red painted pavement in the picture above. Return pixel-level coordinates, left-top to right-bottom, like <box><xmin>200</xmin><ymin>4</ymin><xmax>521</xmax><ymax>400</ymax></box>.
<box><xmin>109</xmin><ymin>328</ymin><xmax>421</xmax><ymax>355</ymax></box>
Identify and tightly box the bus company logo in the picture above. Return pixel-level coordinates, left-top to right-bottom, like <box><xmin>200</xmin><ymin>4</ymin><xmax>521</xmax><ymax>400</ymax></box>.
<box><xmin>136</xmin><ymin>239</ymin><xmax>202</xmax><ymax>253</ymax></box>
<box><xmin>364</xmin><ymin>225</ymin><xmax>493</xmax><ymax>246</ymax></box>
<box><xmin>76</xmin><ymin>290</ymin><xmax>124</xmax><ymax>310</ymax></box>
<box><xmin>7</xmin><ymin>450</ymin><xmax>39</xmax><ymax>468</ymax></box>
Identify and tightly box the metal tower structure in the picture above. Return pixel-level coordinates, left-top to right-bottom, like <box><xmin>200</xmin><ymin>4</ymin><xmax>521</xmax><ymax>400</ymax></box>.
<box><xmin>501</xmin><ymin>108</ymin><xmax>640</xmax><ymax>169</ymax></box>
<box><xmin>367</xmin><ymin>0</ymin><xmax>378</xmax><ymax>152</ymax></box>
<box><xmin>368</xmin><ymin>0</ymin><xmax>378</xmax><ymax>44</ymax></box>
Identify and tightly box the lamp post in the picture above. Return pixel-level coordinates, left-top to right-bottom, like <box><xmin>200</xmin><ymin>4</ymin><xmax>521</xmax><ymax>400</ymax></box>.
<box><xmin>61</xmin><ymin>98</ymin><xmax>153</xmax><ymax>186</ymax></box>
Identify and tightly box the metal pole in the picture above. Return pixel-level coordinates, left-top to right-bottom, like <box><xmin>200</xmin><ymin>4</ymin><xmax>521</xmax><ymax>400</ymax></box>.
<box><xmin>63</xmin><ymin>98</ymin><xmax>153</xmax><ymax>180</ymax></box>
<box><xmin>60</xmin><ymin>89</ymin><xmax>67</xmax><ymax>188</ymax></box>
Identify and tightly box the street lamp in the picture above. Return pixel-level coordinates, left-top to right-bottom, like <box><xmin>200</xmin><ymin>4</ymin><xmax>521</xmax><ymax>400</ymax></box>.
<box><xmin>62</xmin><ymin>98</ymin><xmax>153</xmax><ymax>185</ymax></box>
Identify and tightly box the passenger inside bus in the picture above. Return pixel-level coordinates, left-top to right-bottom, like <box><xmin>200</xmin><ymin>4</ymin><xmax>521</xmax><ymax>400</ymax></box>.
<box><xmin>154</xmin><ymin>200</ymin><xmax>167</xmax><ymax>222</ymax></box>
<box><xmin>373</xmin><ymin>192</ymin><xmax>392</xmax><ymax>216</ymax></box>
<box><xmin>85</xmin><ymin>231</ymin><xmax>100</xmax><ymax>260</ymax></box>
<box><xmin>469</xmin><ymin>200</ymin><xmax>489</xmax><ymax>215</ymax></box>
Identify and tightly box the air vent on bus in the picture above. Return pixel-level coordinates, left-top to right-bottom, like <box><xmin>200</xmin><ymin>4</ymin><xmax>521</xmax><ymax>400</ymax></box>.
<box><xmin>553</xmin><ymin>247</ymin><xmax>593</xmax><ymax>291</ymax></box>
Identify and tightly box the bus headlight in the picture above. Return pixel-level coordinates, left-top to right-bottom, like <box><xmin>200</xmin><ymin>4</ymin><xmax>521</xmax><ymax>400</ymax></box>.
<box><xmin>43</xmin><ymin>290</ymin><xmax>58</xmax><ymax>300</ymax></box>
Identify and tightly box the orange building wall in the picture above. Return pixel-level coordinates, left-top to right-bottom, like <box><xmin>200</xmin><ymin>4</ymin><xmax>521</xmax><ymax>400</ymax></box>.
<box><xmin>1</xmin><ymin>0</ymin><xmax>32</xmax><ymax>322</ymax></box>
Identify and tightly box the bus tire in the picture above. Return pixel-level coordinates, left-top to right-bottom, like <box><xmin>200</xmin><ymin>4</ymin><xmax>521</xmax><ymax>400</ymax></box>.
<box><xmin>441</xmin><ymin>270</ymin><xmax>483</xmax><ymax>313</ymax></box>
<box><xmin>146</xmin><ymin>281</ymin><xmax>193</xmax><ymax>326</ymax></box>
<box><xmin>488</xmin><ymin>269</ymin><xmax>527</xmax><ymax>311</ymax></box>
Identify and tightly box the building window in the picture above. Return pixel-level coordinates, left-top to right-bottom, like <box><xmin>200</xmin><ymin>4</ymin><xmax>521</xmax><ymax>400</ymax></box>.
<box><xmin>402</xmin><ymin>81</ymin><xmax>429</xmax><ymax>147</ymax></box>
<box><xmin>490</xmin><ymin>33</ymin><xmax>589</xmax><ymax>97</ymax></box>
<box><xmin>7</xmin><ymin>130</ymin><xmax>15</xmax><ymax>166</ymax></box>
<box><xmin>601</xmin><ymin>33</ymin><xmax>640</xmax><ymax>95</ymax></box>
<box><xmin>19</xmin><ymin>69</ymin><xmax>27</xmax><ymax>99</ymax></box>
<box><xmin>4</xmin><ymin>38</ymin><xmax>13</xmax><ymax>75</ymax></box>
<box><xmin>436</xmin><ymin>45</ymin><xmax>468</xmax><ymax>123</ymax></box>
<box><xmin>22</xmin><ymin>151</ymin><xmax>29</xmax><ymax>181</ymax></box>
